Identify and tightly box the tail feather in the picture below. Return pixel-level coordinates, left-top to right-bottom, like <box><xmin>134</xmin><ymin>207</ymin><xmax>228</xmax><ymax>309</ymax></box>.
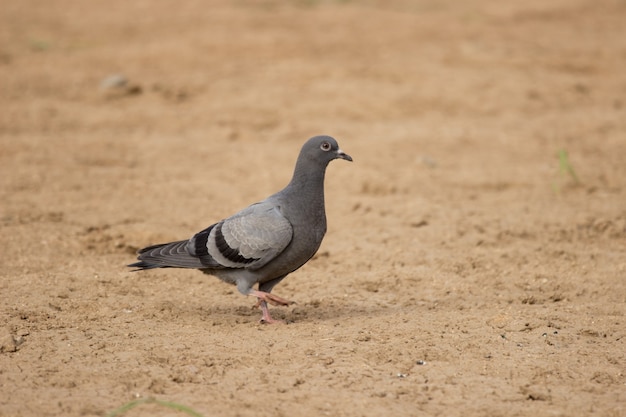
<box><xmin>127</xmin><ymin>260</ymin><xmax>164</xmax><ymax>270</ymax></box>
<box><xmin>128</xmin><ymin>240</ymin><xmax>208</xmax><ymax>270</ymax></box>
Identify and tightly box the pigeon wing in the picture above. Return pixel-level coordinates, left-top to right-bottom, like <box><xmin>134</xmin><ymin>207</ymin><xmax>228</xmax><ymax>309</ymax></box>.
<box><xmin>190</xmin><ymin>202</ymin><xmax>293</xmax><ymax>270</ymax></box>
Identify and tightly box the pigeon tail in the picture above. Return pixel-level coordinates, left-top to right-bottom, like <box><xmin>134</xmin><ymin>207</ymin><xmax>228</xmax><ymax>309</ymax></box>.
<box><xmin>127</xmin><ymin>260</ymin><xmax>164</xmax><ymax>271</ymax></box>
<box><xmin>129</xmin><ymin>240</ymin><xmax>208</xmax><ymax>270</ymax></box>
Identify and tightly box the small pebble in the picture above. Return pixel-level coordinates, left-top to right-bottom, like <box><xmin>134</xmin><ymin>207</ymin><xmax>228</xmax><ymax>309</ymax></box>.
<box><xmin>100</xmin><ymin>74</ymin><xmax>128</xmax><ymax>90</ymax></box>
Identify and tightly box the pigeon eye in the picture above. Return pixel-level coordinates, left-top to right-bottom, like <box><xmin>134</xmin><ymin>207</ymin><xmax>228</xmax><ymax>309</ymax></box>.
<box><xmin>320</xmin><ymin>141</ymin><xmax>331</xmax><ymax>151</ymax></box>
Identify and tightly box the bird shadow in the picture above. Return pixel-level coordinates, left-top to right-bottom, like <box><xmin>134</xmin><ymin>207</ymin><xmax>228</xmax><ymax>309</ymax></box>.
<box><xmin>191</xmin><ymin>297</ymin><xmax>396</xmax><ymax>325</ymax></box>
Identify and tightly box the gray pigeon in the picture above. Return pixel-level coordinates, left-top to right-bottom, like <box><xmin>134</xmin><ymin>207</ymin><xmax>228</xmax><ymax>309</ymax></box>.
<box><xmin>129</xmin><ymin>135</ymin><xmax>352</xmax><ymax>323</ymax></box>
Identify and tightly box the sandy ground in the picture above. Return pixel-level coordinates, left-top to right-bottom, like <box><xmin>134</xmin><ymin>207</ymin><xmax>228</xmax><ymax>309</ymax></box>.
<box><xmin>1</xmin><ymin>0</ymin><xmax>625</xmax><ymax>416</ymax></box>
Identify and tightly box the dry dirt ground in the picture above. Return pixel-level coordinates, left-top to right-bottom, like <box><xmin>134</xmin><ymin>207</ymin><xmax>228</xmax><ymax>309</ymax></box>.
<box><xmin>1</xmin><ymin>1</ymin><xmax>625</xmax><ymax>416</ymax></box>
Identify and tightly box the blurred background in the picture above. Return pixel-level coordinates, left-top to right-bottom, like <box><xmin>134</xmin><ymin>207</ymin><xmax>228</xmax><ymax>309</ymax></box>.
<box><xmin>1</xmin><ymin>1</ymin><xmax>624</xmax><ymax>416</ymax></box>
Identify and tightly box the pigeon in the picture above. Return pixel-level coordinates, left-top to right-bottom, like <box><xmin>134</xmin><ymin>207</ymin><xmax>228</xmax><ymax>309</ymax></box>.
<box><xmin>129</xmin><ymin>135</ymin><xmax>352</xmax><ymax>323</ymax></box>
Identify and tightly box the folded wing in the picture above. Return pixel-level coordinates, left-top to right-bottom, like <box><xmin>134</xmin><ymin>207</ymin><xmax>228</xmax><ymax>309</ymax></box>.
<box><xmin>130</xmin><ymin>202</ymin><xmax>293</xmax><ymax>271</ymax></box>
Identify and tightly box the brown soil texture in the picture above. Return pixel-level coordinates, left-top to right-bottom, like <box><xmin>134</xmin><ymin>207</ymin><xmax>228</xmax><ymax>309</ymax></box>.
<box><xmin>1</xmin><ymin>1</ymin><xmax>625</xmax><ymax>416</ymax></box>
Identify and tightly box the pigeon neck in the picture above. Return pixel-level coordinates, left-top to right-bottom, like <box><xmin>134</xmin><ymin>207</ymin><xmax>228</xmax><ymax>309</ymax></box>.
<box><xmin>286</xmin><ymin>160</ymin><xmax>327</xmax><ymax>201</ymax></box>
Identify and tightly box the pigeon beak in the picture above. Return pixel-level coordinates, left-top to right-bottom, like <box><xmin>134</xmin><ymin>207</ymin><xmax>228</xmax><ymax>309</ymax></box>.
<box><xmin>336</xmin><ymin>149</ymin><xmax>353</xmax><ymax>162</ymax></box>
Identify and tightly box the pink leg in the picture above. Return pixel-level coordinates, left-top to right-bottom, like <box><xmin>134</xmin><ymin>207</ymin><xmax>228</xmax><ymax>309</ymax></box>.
<box><xmin>249</xmin><ymin>290</ymin><xmax>294</xmax><ymax>306</ymax></box>
<box><xmin>258</xmin><ymin>300</ymin><xmax>283</xmax><ymax>324</ymax></box>
<box><xmin>249</xmin><ymin>290</ymin><xmax>294</xmax><ymax>324</ymax></box>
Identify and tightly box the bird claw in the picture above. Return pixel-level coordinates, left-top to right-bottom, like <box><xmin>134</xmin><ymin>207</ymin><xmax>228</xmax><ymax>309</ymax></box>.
<box><xmin>251</xmin><ymin>290</ymin><xmax>293</xmax><ymax>324</ymax></box>
<box><xmin>259</xmin><ymin>316</ymin><xmax>286</xmax><ymax>325</ymax></box>
<box><xmin>257</xmin><ymin>299</ymin><xmax>287</xmax><ymax>324</ymax></box>
<box><xmin>250</xmin><ymin>290</ymin><xmax>294</xmax><ymax>306</ymax></box>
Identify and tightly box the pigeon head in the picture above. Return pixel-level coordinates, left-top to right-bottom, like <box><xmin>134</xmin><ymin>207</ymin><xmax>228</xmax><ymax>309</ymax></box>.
<box><xmin>285</xmin><ymin>135</ymin><xmax>352</xmax><ymax>193</ymax></box>
<box><xmin>300</xmin><ymin>135</ymin><xmax>353</xmax><ymax>166</ymax></box>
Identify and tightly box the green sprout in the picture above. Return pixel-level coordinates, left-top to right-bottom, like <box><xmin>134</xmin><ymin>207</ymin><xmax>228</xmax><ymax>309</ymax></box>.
<box><xmin>558</xmin><ymin>149</ymin><xmax>580</xmax><ymax>184</ymax></box>
<box><xmin>552</xmin><ymin>149</ymin><xmax>581</xmax><ymax>194</ymax></box>
<box><xmin>107</xmin><ymin>397</ymin><xmax>204</xmax><ymax>417</ymax></box>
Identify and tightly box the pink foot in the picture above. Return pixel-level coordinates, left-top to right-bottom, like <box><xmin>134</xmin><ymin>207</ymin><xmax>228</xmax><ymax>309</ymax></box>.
<box><xmin>258</xmin><ymin>300</ymin><xmax>285</xmax><ymax>324</ymax></box>
<box><xmin>249</xmin><ymin>290</ymin><xmax>295</xmax><ymax>306</ymax></box>
<box><xmin>249</xmin><ymin>290</ymin><xmax>294</xmax><ymax>324</ymax></box>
